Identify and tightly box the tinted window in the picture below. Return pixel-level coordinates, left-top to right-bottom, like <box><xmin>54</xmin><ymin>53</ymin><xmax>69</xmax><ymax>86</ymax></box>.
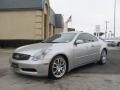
<box><xmin>87</xmin><ymin>34</ymin><xmax>98</xmax><ymax>42</ymax></box>
<box><xmin>76</xmin><ymin>34</ymin><xmax>89</xmax><ymax>43</ymax></box>
<box><xmin>76</xmin><ymin>33</ymin><xmax>98</xmax><ymax>43</ymax></box>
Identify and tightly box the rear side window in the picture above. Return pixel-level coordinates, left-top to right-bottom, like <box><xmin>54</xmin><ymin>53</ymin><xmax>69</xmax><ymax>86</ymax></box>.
<box><xmin>87</xmin><ymin>34</ymin><xmax>98</xmax><ymax>42</ymax></box>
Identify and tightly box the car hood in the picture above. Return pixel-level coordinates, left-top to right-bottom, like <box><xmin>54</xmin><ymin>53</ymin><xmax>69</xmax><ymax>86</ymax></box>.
<box><xmin>14</xmin><ymin>43</ymin><xmax>54</xmax><ymax>56</ymax></box>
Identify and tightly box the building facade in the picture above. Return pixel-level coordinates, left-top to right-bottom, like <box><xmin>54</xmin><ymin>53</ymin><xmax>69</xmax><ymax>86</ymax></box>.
<box><xmin>0</xmin><ymin>0</ymin><xmax>64</xmax><ymax>47</ymax></box>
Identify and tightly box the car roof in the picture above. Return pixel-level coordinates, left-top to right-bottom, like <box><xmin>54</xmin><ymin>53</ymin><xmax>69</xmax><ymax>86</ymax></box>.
<box><xmin>62</xmin><ymin>31</ymin><xmax>84</xmax><ymax>34</ymax></box>
<box><xmin>62</xmin><ymin>31</ymin><xmax>99</xmax><ymax>39</ymax></box>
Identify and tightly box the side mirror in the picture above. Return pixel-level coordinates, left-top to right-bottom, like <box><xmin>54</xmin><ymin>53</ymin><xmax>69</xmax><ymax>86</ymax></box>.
<box><xmin>75</xmin><ymin>40</ymin><xmax>84</xmax><ymax>45</ymax></box>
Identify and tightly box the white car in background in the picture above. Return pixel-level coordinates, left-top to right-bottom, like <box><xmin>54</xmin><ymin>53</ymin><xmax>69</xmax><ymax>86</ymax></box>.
<box><xmin>105</xmin><ymin>37</ymin><xmax>120</xmax><ymax>47</ymax></box>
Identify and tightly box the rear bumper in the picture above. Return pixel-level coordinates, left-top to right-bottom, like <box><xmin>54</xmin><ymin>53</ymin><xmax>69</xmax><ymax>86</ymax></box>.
<box><xmin>9</xmin><ymin>58</ymin><xmax>49</xmax><ymax>76</ymax></box>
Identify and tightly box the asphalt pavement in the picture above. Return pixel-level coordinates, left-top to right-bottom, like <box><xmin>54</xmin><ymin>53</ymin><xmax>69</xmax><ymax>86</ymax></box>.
<box><xmin>0</xmin><ymin>47</ymin><xmax>120</xmax><ymax>90</ymax></box>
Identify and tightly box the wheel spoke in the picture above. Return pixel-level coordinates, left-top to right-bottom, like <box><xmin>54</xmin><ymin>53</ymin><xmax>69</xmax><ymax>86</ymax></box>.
<box><xmin>53</xmin><ymin>69</ymin><xmax>58</xmax><ymax>74</ymax></box>
<box><xmin>61</xmin><ymin>62</ymin><xmax>65</xmax><ymax>67</ymax></box>
<box><xmin>53</xmin><ymin>63</ymin><xmax>57</xmax><ymax>67</ymax></box>
<box><xmin>60</xmin><ymin>69</ymin><xmax>63</xmax><ymax>74</ymax></box>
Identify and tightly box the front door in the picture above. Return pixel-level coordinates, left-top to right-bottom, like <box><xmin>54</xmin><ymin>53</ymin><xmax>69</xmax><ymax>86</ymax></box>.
<box><xmin>74</xmin><ymin>33</ymin><xmax>91</xmax><ymax>66</ymax></box>
<box><xmin>86</xmin><ymin>34</ymin><xmax>100</xmax><ymax>61</ymax></box>
<box><xmin>74</xmin><ymin>43</ymin><xmax>91</xmax><ymax>66</ymax></box>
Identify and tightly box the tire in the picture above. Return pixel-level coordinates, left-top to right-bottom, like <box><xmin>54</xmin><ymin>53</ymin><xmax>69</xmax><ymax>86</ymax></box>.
<box><xmin>48</xmin><ymin>55</ymin><xmax>67</xmax><ymax>79</ymax></box>
<box><xmin>98</xmin><ymin>50</ymin><xmax>107</xmax><ymax>65</ymax></box>
<box><xmin>117</xmin><ymin>43</ymin><xmax>120</xmax><ymax>46</ymax></box>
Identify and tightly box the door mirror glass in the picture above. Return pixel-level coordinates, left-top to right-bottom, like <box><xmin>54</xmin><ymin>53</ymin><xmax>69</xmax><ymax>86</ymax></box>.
<box><xmin>75</xmin><ymin>40</ymin><xmax>84</xmax><ymax>44</ymax></box>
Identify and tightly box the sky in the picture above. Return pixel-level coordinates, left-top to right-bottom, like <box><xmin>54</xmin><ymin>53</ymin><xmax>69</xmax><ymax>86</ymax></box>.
<box><xmin>50</xmin><ymin>0</ymin><xmax>120</xmax><ymax>37</ymax></box>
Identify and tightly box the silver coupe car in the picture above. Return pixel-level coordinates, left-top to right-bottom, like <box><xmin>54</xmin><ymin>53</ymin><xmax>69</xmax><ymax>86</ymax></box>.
<box><xmin>9</xmin><ymin>32</ymin><xmax>108</xmax><ymax>79</ymax></box>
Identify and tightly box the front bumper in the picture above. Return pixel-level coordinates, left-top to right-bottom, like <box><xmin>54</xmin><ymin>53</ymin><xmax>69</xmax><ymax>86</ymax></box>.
<box><xmin>9</xmin><ymin>58</ymin><xmax>50</xmax><ymax>76</ymax></box>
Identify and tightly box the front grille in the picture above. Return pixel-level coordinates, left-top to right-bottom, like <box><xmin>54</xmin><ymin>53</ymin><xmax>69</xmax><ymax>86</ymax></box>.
<box><xmin>21</xmin><ymin>68</ymin><xmax>37</xmax><ymax>72</ymax></box>
<box><xmin>12</xmin><ymin>53</ymin><xmax>30</xmax><ymax>60</ymax></box>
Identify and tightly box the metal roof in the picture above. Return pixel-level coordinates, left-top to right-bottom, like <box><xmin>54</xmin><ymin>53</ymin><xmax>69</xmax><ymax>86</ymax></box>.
<box><xmin>0</xmin><ymin>0</ymin><xmax>43</xmax><ymax>10</ymax></box>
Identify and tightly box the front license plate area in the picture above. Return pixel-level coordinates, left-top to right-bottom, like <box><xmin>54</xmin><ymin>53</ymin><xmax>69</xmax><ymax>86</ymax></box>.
<box><xmin>11</xmin><ymin>63</ymin><xmax>19</xmax><ymax>68</ymax></box>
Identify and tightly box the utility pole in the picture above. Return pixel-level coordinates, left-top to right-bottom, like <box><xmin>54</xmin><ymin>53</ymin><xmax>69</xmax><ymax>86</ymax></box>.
<box><xmin>105</xmin><ymin>21</ymin><xmax>109</xmax><ymax>39</ymax></box>
<box><xmin>114</xmin><ymin>0</ymin><xmax>116</xmax><ymax>37</ymax></box>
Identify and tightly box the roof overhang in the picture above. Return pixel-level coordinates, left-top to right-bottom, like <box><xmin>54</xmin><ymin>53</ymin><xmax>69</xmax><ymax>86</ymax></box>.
<box><xmin>0</xmin><ymin>0</ymin><xmax>43</xmax><ymax>11</ymax></box>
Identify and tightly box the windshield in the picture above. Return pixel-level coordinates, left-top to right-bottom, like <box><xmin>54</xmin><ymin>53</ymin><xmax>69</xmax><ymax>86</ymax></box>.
<box><xmin>43</xmin><ymin>33</ymin><xmax>76</xmax><ymax>43</ymax></box>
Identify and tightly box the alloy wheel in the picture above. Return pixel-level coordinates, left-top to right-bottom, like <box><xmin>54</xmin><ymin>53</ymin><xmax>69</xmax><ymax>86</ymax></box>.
<box><xmin>51</xmin><ymin>57</ymin><xmax>67</xmax><ymax>78</ymax></box>
<box><xmin>101</xmin><ymin>50</ymin><xmax>107</xmax><ymax>64</ymax></box>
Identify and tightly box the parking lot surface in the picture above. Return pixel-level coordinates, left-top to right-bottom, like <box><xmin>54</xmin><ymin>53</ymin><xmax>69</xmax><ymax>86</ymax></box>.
<box><xmin>0</xmin><ymin>47</ymin><xmax>120</xmax><ymax>90</ymax></box>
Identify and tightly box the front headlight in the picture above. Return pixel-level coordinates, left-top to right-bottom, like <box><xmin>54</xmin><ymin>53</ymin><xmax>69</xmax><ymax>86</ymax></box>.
<box><xmin>32</xmin><ymin>49</ymin><xmax>52</xmax><ymax>61</ymax></box>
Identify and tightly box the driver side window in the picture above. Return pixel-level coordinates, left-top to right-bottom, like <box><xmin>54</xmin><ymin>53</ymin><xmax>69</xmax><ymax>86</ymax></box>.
<box><xmin>76</xmin><ymin>33</ymin><xmax>89</xmax><ymax>43</ymax></box>
<box><xmin>76</xmin><ymin>33</ymin><xmax>98</xmax><ymax>43</ymax></box>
